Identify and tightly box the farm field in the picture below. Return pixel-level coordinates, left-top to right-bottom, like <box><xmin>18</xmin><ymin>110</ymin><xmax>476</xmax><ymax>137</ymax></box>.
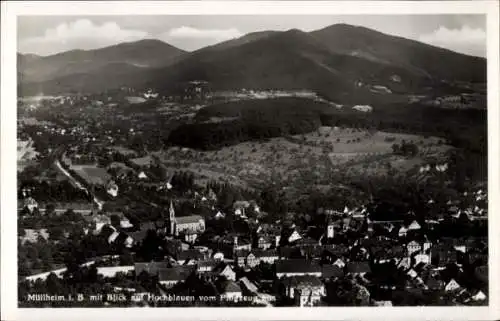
<box><xmin>71</xmin><ymin>165</ymin><xmax>110</xmax><ymax>186</ymax></box>
<box><xmin>153</xmin><ymin>128</ymin><xmax>453</xmax><ymax>190</ymax></box>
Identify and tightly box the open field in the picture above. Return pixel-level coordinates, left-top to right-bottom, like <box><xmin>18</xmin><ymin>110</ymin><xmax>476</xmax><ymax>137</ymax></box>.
<box><xmin>130</xmin><ymin>155</ymin><xmax>153</xmax><ymax>167</ymax></box>
<box><xmin>108</xmin><ymin>146</ymin><xmax>138</xmax><ymax>156</ymax></box>
<box><xmin>125</xmin><ymin>96</ymin><xmax>147</xmax><ymax>104</ymax></box>
<box><xmin>153</xmin><ymin>128</ymin><xmax>452</xmax><ymax>190</ymax></box>
<box><xmin>292</xmin><ymin>127</ymin><xmax>453</xmax><ymax>165</ymax></box>
<box><xmin>71</xmin><ymin>165</ymin><xmax>110</xmax><ymax>186</ymax></box>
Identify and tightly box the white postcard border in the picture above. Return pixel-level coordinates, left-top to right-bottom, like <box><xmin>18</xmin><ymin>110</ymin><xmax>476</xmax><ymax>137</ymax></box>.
<box><xmin>2</xmin><ymin>1</ymin><xmax>499</xmax><ymax>321</ymax></box>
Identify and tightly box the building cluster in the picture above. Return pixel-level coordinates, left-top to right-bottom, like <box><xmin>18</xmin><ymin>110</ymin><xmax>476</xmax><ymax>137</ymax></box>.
<box><xmin>21</xmin><ymin>187</ymin><xmax>488</xmax><ymax>307</ymax></box>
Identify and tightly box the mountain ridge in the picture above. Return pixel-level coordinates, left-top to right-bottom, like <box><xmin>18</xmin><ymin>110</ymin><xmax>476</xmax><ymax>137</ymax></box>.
<box><xmin>18</xmin><ymin>23</ymin><xmax>486</xmax><ymax>97</ymax></box>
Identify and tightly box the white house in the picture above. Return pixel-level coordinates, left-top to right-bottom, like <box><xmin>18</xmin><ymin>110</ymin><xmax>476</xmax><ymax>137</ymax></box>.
<box><xmin>398</xmin><ymin>226</ymin><xmax>408</xmax><ymax>237</ymax></box>
<box><xmin>107</xmin><ymin>182</ymin><xmax>119</xmax><ymax>197</ymax></box>
<box><xmin>333</xmin><ymin>258</ymin><xmax>345</xmax><ymax>269</ymax></box>
<box><xmin>214</xmin><ymin>211</ymin><xmax>225</xmax><ymax>220</ymax></box>
<box><xmin>24</xmin><ymin>197</ymin><xmax>39</xmax><ymax>213</ymax></box>
<box><xmin>212</xmin><ymin>252</ymin><xmax>224</xmax><ymax>261</ymax></box>
<box><xmin>221</xmin><ymin>281</ymin><xmax>243</xmax><ymax>301</ymax></box>
<box><xmin>408</xmin><ymin>220</ymin><xmax>421</xmax><ymax>231</ymax></box>
<box><xmin>445</xmin><ymin>279</ymin><xmax>461</xmax><ymax>292</ymax></box>
<box><xmin>218</xmin><ymin>265</ymin><xmax>236</xmax><ymax>281</ymax></box>
<box><xmin>471</xmin><ymin>290</ymin><xmax>487</xmax><ymax>301</ymax></box>
<box><xmin>282</xmin><ymin>275</ymin><xmax>325</xmax><ymax>307</ymax></box>
<box><xmin>415</xmin><ymin>253</ymin><xmax>431</xmax><ymax>265</ymax></box>
<box><xmin>352</xmin><ymin>105</ymin><xmax>373</xmax><ymax>113</ymax></box>
<box><xmin>398</xmin><ymin>257</ymin><xmax>411</xmax><ymax>270</ymax></box>
<box><xmin>407</xmin><ymin>241</ymin><xmax>422</xmax><ymax>256</ymax></box>
<box><xmin>288</xmin><ymin>230</ymin><xmax>302</xmax><ymax>243</ymax></box>
<box><xmin>407</xmin><ymin>269</ymin><xmax>418</xmax><ymax>279</ymax></box>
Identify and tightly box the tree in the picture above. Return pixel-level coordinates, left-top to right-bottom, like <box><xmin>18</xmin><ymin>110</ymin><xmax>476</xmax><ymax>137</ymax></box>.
<box><xmin>48</xmin><ymin>226</ymin><xmax>65</xmax><ymax>241</ymax></box>
<box><xmin>391</xmin><ymin>143</ymin><xmax>400</xmax><ymax>154</ymax></box>
<box><xmin>110</xmin><ymin>214</ymin><xmax>121</xmax><ymax>227</ymax></box>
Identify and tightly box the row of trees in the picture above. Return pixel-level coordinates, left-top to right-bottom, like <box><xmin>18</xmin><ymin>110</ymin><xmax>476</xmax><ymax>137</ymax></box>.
<box><xmin>18</xmin><ymin>179</ymin><xmax>91</xmax><ymax>204</ymax></box>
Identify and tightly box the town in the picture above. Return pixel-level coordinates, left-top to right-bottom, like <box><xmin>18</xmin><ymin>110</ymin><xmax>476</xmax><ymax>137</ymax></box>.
<box><xmin>17</xmin><ymin>82</ymin><xmax>488</xmax><ymax>307</ymax></box>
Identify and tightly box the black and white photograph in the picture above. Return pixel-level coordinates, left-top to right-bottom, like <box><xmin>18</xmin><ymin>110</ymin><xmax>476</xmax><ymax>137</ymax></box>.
<box><xmin>2</xmin><ymin>1</ymin><xmax>500</xmax><ymax>320</ymax></box>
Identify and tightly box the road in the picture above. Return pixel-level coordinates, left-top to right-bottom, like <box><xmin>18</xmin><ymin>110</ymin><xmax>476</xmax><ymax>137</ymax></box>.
<box><xmin>54</xmin><ymin>159</ymin><xmax>104</xmax><ymax>210</ymax></box>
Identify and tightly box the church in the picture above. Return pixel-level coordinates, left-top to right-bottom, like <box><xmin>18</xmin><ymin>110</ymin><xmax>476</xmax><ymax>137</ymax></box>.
<box><xmin>164</xmin><ymin>201</ymin><xmax>206</xmax><ymax>243</ymax></box>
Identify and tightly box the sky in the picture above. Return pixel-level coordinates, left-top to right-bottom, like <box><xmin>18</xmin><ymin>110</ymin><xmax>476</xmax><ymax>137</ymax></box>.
<box><xmin>17</xmin><ymin>15</ymin><xmax>487</xmax><ymax>57</ymax></box>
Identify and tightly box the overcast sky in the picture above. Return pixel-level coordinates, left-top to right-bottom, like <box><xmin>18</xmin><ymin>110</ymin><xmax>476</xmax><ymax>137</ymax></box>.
<box><xmin>17</xmin><ymin>15</ymin><xmax>486</xmax><ymax>57</ymax></box>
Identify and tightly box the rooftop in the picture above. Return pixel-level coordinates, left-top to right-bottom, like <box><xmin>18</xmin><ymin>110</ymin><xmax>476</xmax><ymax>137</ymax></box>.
<box><xmin>276</xmin><ymin>259</ymin><xmax>321</xmax><ymax>274</ymax></box>
<box><xmin>176</xmin><ymin>215</ymin><xmax>204</xmax><ymax>225</ymax></box>
<box><xmin>158</xmin><ymin>266</ymin><xmax>195</xmax><ymax>282</ymax></box>
<box><xmin>282</xmin><ymin>275</ymin><xmax>323</xmax><ymax>288</ymax></box>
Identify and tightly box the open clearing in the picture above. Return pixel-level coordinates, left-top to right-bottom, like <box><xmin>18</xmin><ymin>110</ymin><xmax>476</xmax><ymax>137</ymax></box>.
<box><xmin>152</xmin><ymin>128</ymin><xmax>452</xmax><ymax>189</ymax></box>
<box><xmin>71</xmin><ymin>165</ymin><xmax>110</xmax><ymax>186</ymax></box>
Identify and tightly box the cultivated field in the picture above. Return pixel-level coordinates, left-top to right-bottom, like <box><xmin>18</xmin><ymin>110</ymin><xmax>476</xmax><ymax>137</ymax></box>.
<box><xmin>153</xmin><ymin>128</ymin><xmax>452</xmax><ymax>190</ymax></box>
<box><xmin>71</xmin><ymin>165</ymin><xmax>110</xmax><ymax>186</ymax></box>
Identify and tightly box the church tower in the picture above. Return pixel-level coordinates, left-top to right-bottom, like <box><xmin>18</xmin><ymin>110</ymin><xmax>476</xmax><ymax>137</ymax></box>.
<box><xmin>326</xmin><ymin>220</ymin><xmax>334</xmax><ymax>239</ymax></box>
<box><xmin>326</xmin><ymin>217</ymin><xmax>334</xmax><ymax>239</ymax></box>
<box><xmin>169</xmin><ymin>201</ymin><xmax>177</xmax><ymax>236</ymax></box>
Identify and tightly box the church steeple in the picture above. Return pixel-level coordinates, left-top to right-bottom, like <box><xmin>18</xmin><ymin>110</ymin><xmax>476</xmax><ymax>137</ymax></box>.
<box><xmin>169</xmin><ymin>200</ymin><xmax>176</xmax><ymax>236</ymax></box>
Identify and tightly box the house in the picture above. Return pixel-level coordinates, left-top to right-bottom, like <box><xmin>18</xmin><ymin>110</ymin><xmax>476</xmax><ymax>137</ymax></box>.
<box><xmin>407</xmin><ymin>241</ymin><xmax>422</xmax><ymax>256</ymax></box>
<box><xmin>333</xmin><ymin>258</ymin><xmax>345</xmax><ymax>268</ymax></box>
<box><xmin>434</xmin><ymin>250</ymin><xmax>458</xmax><ymax>266</ymax></box>
<box><xmin>281</xmin><ymin>275</ymin><xmax>325</xmax><ymax>307</ymax></box>
<box><xmin>138</xmin><ymin>171</ymin><xmax>148</xmax><ymax>180</ymax></box>
<box><xmin>407</xmin><ymin>269</ymin><xmax>418</xmax><ymax>279</ymax></box>
<box><xmin>212</xmin><ymin>251</ymin><xmax>225</xmax><ymax>261</ymax></box>
<box><xmin>213</xmin><ymin>263</ymin><xmax>236</xmax><ymax>281</ymax></box>
<box><xmin>471</xmin><ymin>290</ymin><xmax>487</xmax><ymax>301</ymax></box>
<box><xmin>177</xmin><ymin>249</ymin><xmax>206</xmax><ymax>265</ymax></box>
<box><xmin>276</xmin><ymin>259</ymin><xmax>322</xmax><ymax>278</ymax></box>
<box><xmin>352</xmin><ymin>105</ymin><xmax>373</xmax><ymax>113</ymax></box>
<box><xmin>220</xmin><ymin>281</ymin><xmax>243</xmax><ymax>301</ymax></box>
<box><xmin>196</xmin><ymin>259</ymin><xmax>217</xmax><ymax>273</ymax></box>
<box><xmin>246</xmin><ymin>249</ymin><xmax>279</xmax><ymax>267</ymax></box>
<box><xmin>415</xmin><ymin>253</ymin><xmax>431</xmax><ymax>265</ymax></box>
<box><xmin>445</xmin><ymin>279</ymin><xmax>461</xmax><ymax>292</ymax></box>
<box><xmin>214</xmin><ymin>211</ymin><xmax>225</xmax><ymax>220</ymax></box>
<box><xmin>87</xmin><ymin>214</ymin><xmax>112</xmax><ymax>233</ymax></box>
<box><xmin>175</xmin><ymin>215</ymin><xmax>205</xmax><ymax>236</ymax></box>
<box><xmin>408</xmin><ymin>220</ymin><xmax>421</xmax><ymax>231</ymax></box>
<box><xmin>257</xmin><ymin>236</ymin><xmax>273</xmax><ymax>250</ymax></box>
<box><xmin>287</xmin><ymin>230</ymin><xmax>302</xmax><ymax>243</ymax></box>
<box><xmin>346</xmin><ymin>261</ymin><xmax>371</xmax><ymax>277</ymax></box>
<box><xmin>158</xmin><ymin>266</ymin><xmax>194</xmax><ymax>288</ymax></box>
<box><xmin>135</xmin><ymin>261</ymin><xmax>171</xmax><ymax>276</ymax></box>
<box><xmin>422</xmin><ymin>240</ymin><xmax>432</xmax><ymax>252</ymax></box>
<box><xmin>106</xmin><ymin>180</ymin><xmax>119</xmax><ymax>197</ymax></box>
<box><xmin>20</xmin><ymin>228</ymin><xmax>49</xmax><ymax>244</ymax></box>
<box><xmin>321</xmin><ymin>265</ymin><xmax>344</xmax><ymax>279</ymax></box>
<box><xmin>425</xmin><ymin>275</ymin><xmax>445</xmax><ymax>291</ymax></box>
<box><xmin>398</xmin><ymin>226</ymin><xmax>408</xmax><ymax>237</ymax></box>
<box><xmin>229</xmin><ymin>235</ymin><xmax>252</xmax><ymax>252</ymax></box>
<box><xmin>23</xmin><ymin>197</ymin><xmax>38</xmax><ymax>213</ymax></box>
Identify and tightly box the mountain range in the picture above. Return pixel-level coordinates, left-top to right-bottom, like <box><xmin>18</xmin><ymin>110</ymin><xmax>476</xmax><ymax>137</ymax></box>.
<box><xmin>17</xmin><ymin>23</ymin><xmax>486</xmax><ymax>98</ymax></box>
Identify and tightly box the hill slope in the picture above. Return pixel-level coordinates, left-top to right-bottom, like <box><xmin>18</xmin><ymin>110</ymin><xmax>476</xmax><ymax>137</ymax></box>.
<box><xmin>146</xmin><ymin>29</ymin><xmax>433</xmax><ymax>99</ymax></box>
<box><xmin>18</xmin><ymin>39</ymin><xmax>186</xmax><ymax>84</ymax></box>
<box><xmin>310</xmin><ymin>23</ymin><xmax>486</xmax><ymax>82</ymax></box>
